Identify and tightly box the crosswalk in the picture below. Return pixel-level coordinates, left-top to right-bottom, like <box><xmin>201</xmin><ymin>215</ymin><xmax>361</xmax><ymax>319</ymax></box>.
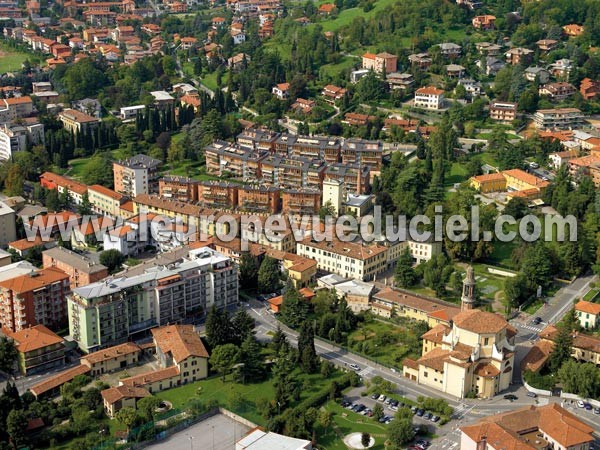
<box><xmin>518</xmin><ymin>324</ymin><xmax>543</xmax><ymax>332</ymax></box>
<box><xmin>358</xmin><ymin>366</ymin><xmax>374</xmax><ymax>378</ymax></box>
<box><xmin>452</xmin><ymin>403</ymin><xmax>474</xmax><ymax>420</ymax></box>
<box><xmin>429</xmin><ymin>428</ymin><xmax>461</xmax><ymax>450</ymax></box>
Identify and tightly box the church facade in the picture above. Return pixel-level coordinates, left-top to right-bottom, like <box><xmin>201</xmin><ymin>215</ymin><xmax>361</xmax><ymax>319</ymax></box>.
<box><xmin>402</xmin><ymin>267</ymin><xmax>517</xmax><ymax>398</ymax></box>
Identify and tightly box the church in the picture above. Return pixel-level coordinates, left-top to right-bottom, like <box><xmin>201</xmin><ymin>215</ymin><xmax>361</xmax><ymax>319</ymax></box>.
<box><xmin>402</xmin><ymin>266</ymin><xmax>517</xmax><ymax>398</ymax></box>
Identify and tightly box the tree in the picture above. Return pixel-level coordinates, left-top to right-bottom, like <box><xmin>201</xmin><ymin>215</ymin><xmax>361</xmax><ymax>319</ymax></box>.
<box><xmin>4</xmin><ymin>164</ymin><xmax>24</xmax><ymax>197</ymax></box>
<box><xmin>504</xmin><ymin>197</ymin><xmax>529</xmax><ymax>220</ymax></box>
<box><xmin>115</xmin><ymin>407</ymin><xmax>138</xmax><ymax>433</ymax></box>
<box><xmin>137</xmin><ymin>396</ymin><xmax>161</xmax><ymax>421</ymax></box>
<box><xmin>297</xmin><ymin>322</ymin><xmax>319</xmax><ymax>374</ymax></box>
<box><xmin>99</xmin><ymin>249</ymin><xmax>126</xmax><ymax>273</ymax></box>
<box><xmin>372</xmin><ymin>403</ymin><xmax>384</xmax><ymax>420</ymax></box>
<box><xmin>238</xmin><ymin>252</ymin><xmax>259</xmax><ymax>289</ymax></box>
<box><xmin>362</xmin><ymin>432</ymin><xmax>371</xmax><ymax>448</ymax></box>
<box><xmin>318</xmin><ymin>410</ymin><xmax>332</xmax><ymax>429</ymax></box>
<box><xmin>387</xmin><ymin>417</ymin><xmax>414</xmax><ymax>448</ymax></box>
<box><xmin>210</xmin><ymin>344</ymin><xmax>241</xmax><ymax>381</ymax></box>
<box><xmin>503</xmin><ymin>274</ymin><xmax>530</xmax><ymax>310</ymax></box>
<box><xmin>280</xmin><ymin>282</ymin><xmax>308</xmax><ymax>328</ymax></box>
<box><xmin>257</xmin><ymin>256</ymin><xmax>280</xmax><ymax>293</ymax></box>
<box><xmin>232</xmin><ymin>309</ymin><xmax>255</xmax><ymax>345</ymax></box>
<box><xmin>45</xmin><ymin>189</ymin><xmax>61</xmax><ymax>212</ymax></box>
<box><xmin>205</xmin><ymin>305</ymin><xmax>234</xmax><ymax>348</ymax></box>
<box><xmin>6</xmin><ymin>408</ymin><xmax>27</xmax><ymax>448</ymax></box>
<box><xmin>77</xmin><ymin>192</ymin><xmax>93</xmax><ymax>215</ymax></box>
<box><xmin>395</xmin><ymin>248</ymin><xmax>416</xmax><ymax>288</ymax></box>
<box><xmin>0</xmin><ymin>336</ymin><xmax>17</xmax><ymax>374</ymax></box>
<box><xmin>81</xmin><ymin>154</ymin><xmax>114</xmax><ymax>187</ymax></box>
<box><xmin>236</xmin><ymin>335</ymin><xmax>265</xmax><ymax>383</ymax></box>
<box><xmin>548</xmin><ymin>322</ymin><xmax>573</xmax><ymax>372</ymax></box>
<box><xmin>319</xmin><ymin>201</ymin><xmax>337</xmax><ymax>219</ymax></box>
<box><xmin>271</xmin><ymin>324</ymin><xmax>288</xmax><ymax>354</ymax></box>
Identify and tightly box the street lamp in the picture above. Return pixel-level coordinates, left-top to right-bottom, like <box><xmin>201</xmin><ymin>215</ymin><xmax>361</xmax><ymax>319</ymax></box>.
<box><xmin>188</xmin><ymin>435</ymin><xmax>194</xmax><ymax>450</ymax></box>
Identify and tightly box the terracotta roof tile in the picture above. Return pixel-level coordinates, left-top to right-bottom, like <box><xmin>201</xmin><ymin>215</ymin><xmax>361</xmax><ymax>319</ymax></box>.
<box><xmin>81</xmin><ymin>342</ymin><xmax>141</xmax><ymax>365</ymax></box>
<box><xmin>4</xmin><ymin>324</ymin><xmax>63</xmax><ymax>353</ymax></box>
<box><xmin>0</xmin><ymin>267</ymin><xmax>68</xmax><ymax>294</ymax></box>
<box><xmin>121</xmin><ymin>365</ymin><xmax>180</xmax><ymax>387</ymax></box>
<box><xmin>453</xmin><ymin>309</ymin><xmax>508</xmax><ymax>334</ymax></box>
<box><xmin>151</xmin><ymin>324</ymin><xmax>209</xmax><ymax>364</ymax></box>
<box><xmin>101</xmin><ymin>385</ymin><xmax>149</xmax><ymax>404</ymax></box>
<box><xmin>30</xmin><ymin>364</ymin><xmax>90</xmax><ymax>397</ymax></box>
<box><xmin>575</xmin><ymin>300</ymin><xmax>600</xmax><ymax>315</ymax></box>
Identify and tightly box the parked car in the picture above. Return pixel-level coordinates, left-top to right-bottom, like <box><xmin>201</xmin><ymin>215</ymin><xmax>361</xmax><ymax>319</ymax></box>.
<box><xmin>378</xmin><ymin>394</ymin><xmax>387</xmax><ymax>402</ymax></box>
<box><xmin>585</xmin><ymin>403</ymin><xmax>592</xmax><ymax>410</ymax></box>
<box><xmin>411</xmin><ymin>406</ymin><xmax>418</xmax><ymax>413</ymax></box>
<box><xmin>416</xmin><ymin>409</ymin><xmax>425</xmax><ymax>417</ymax></box>
<box><xmin>371</xmin><ymin>393</ymin><xmax>379</xmax><ymax>400</ymax></box>
<box><xmin>431</xmin><ymin>415</ymin><xmax>440</xmax><ymax>423</ymax></box>
<box><xmin>423</xmin><ymin>412</ymin><xmax>432</xmax><ymax>420</ymax></box>
<box><xmin>378</xmin><ymin>416</ymin><xmax>389</xmax><ymax>423</ymax></box>
<box><xmin>384</xmin><ymin>397</ymin><xmax>392</xmax><ymax>405</ymax></box>
<box><xmin>593</xmin><ymin>407</ymin><xmax>600</xmax><ymax>415</ymax></box>
<box><xmin>527</xmin><ymin>392</ymin><xmax>537</xmax><ymax>398</ymax></box>
<box><xmin>504</xmin><ymin>394</ymin><xmax>518</xmax><ymax>401</ymax></box>
<box><xmin>416</xmin><ymin>440</ymin><xmax>431</xmax><ymax>448</ymax></box>
<box><xmin>577</xmin><ymin>400</ymin><xmax>585</xmax><ymax>408</ymax></box>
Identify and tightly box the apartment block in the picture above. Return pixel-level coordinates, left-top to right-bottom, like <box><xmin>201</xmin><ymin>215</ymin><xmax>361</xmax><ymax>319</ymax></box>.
<box><xmin>325</xmin><ymin>163</ymin><xmax>370</xmax><ymax>195</ymax></box>
<box><xmin>159</xmin><ymin>176</ymin><xmax>199</xmax><ymax>203</ymax></box>
<box><xmin>237</xmin><ymin>185</ymin><xmax>280</xmax><ymax>213</ymax></box>
<box><xmin>0</xmin><ymin>96</ymin><xmax>33</xmax><ymax>123</ymax></box>
<box><xmin>414</xmin><ymin>86</ymin><xmax>445</xmax><ymax>110</ymax></box>
<box><xmin>198</xmin><ymin>181</ymin><xmax>239</xmax><ymax>209</ymax></box>
<box><xmin>341</xmin><ymin>139</ymin><xmax>383</xmax><ymax>172</ymax></box>
<box><xmin>0</xmin><ymin>121</ymin><xmax>45</xmax><ymax>161</ymax></box>
<box><xmin>39</xmin><ymin>171</ymin><xmax>88</xmax><ymax>205</ymax></box>
<box><xmin>58</xmin><ymin>108</ymin><xmax>100</xmax><ymax>134</ymax></box>
<box><xmin>539</xmin><ymin>82</ymin><xmax>577</xmax><ymax>101</ymax></box>
<box><xmin>4</xmin><ymin>325</ymin><xmax>65</xmax><ymax>375</ymax></box>
<box><xmin>42</xmin><ymin>246</ymin><xmax>108</xmax><ymax>289</ymax></box>
<box><xmin>88</xmin><ymin>184</ymin><xmax>128</xmax><ymax>218</ymax></box>
<box><xmin>361</xmin><ymin>52</ymin><xmax>398</xmax><ymax>74</ymax></box>
<box><xmin>236</xmin><ymin>128</ymin><xmax>278</xmax><ymax>152</ymax></box>
<box><xmin>68</xmin><ymin>247</ymin><xmax>238</xmax><ymax>352</ymax></box>
<box><xmin>534</xmin><ymin>108</ymin><xmax>585</xmax><ymax>130</ymax></box>
<box><xmin>0</xmin><ymin>267</ymin><xmax>70</xmax><ymax>332</ymax></box>
<box><xmin>274</xmin><ymin>133</ymin><xmax>341</xmax><ymax>163</ymax></box>
<box><xmin>0</xmin><ymin>201</ymin><xmax>16</xmax><ymax>247</ymax></box>
<box><xmin>113</xmin><ymin>154</ymin><xmax>162</xmax><ymax>197</ymax></box>
<box><xmin>204</xmin><ymin>140</ymin><xmax>267</xmax><ymax>180</ymax></box>
<box><xmin>296</xmin><ymin>238</ymin><xmax>388</xmax><ymax>281</ymax></box>
<box><xmin>489</xmin><ymin>101</ymin><xmax>518</xmax><ymax>123</ymax></box>
<box><xmin>281</xmin><ymin>188</ymin><xmax>321</xmax><ymax>215</ymax></box>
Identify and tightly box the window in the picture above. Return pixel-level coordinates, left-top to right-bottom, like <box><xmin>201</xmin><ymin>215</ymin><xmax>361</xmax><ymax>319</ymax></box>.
<box><xmin>484</xmin><ymin>337</ymin><xmax>489</xmax><ymax>346</ymax></box>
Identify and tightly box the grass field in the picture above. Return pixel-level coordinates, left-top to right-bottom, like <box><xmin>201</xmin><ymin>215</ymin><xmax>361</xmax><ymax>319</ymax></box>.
<box><xmin>0</xmin><ymin>44</ymin><xmax>31</xmax><ymax>74</ymax></box>
<box><xmin>444</xmin><ymin>162</ymin><xmax>469</xmax><ymax>187</ymax></box>
<box><xmin>320</xmin><ymin>56</ymin><xmax>359</xmax><ymax>77</ymax></box>
<box><xmin>347</xmin><ymin>317</ymin><xmax>425</xmax><ymax>369</ymax></box>
<box><xmin>200</xmin><ymin>72</ymin><xmax>219</xmax><ymax>91</ymax></box>
<box><xmin>156</xmin><ymin>370</ymin><xmax>345</xmax><ymax>427</ymax></box>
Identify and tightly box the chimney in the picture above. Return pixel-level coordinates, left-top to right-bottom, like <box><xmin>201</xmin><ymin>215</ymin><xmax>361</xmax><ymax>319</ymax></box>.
<box><xmin>356</xmin><ymin>164</ymin><xmax>362</xmax><ymax>194</ymax></box>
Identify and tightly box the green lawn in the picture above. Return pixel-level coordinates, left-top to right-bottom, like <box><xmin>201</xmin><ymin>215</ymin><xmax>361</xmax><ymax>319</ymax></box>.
<box><xmin>315</xmin><ymin>0</ymin><xmax>398</xmax><ymax>32</ymax></box>
<box><xmin>67</xmin><ymin>156</ymin><xmax>95</xmax><ymax>181</ymax></box>
<box><xmin>319</xmin><ymin>401</ymin><xmax>389</xmax><ymax>450</ymax></box>
<box><xmin>346</xmin><ymin>316</ymin><xmax>426</xmax><ymax>370</ymax></box>
<box><xmin>584</xmin><ymin>289</ymin><xmax>600</xmax><ymax>302</ymax></box>
<box><xmin>200</xmin><ymin>72</ymin><xmax>219</xmax><ymax>91</ymax></box>
<box><xmin>444</xmin><ymin>162</ymin><xmax>469</xmax><ymax>187</ymax></box>
<box><xmin>0</xmin><ymin>44</ymin><xmax>32</xmax><ymax>74</ymax></box>
<box><xmin>156</xmin><ymin>370</ymin><xmax>344</xmax><ymax>427</ymax></box>
<box><xmin>320</xmin><ymin>56</ymin><xmax>359</xmax><ymax>77</ymax></box>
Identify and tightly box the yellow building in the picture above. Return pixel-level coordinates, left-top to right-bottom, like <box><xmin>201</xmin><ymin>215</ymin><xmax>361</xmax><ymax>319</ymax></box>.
<box><xmin>80</xmin><ymin>342</ymin><xmax>142</xmax><ymax>376</ymax></box>
<box><xmin>574</xmin><ymin>300</ymin><xmax>600</xmax><ymax>329</ymax></box>
<box><xmin>119</xmin><ymin>325</ymin><xmax>209</xmax><ymax>394</ymax></box>
<box><xmin>469</xmin><ymin>172</ymin><xmax>506</xmax><ymax>193</ymax></box>
<box><xmin>470</xmin><ymin>169</ymin><xmax>549</xmax><ymax>200</ymax></box>
<box><xmin>101</xmin><ymin>385</ymin><xmax>150</xmax><ymax>418</ymax></box>
<box><xmin>88</xmin><ymin>185</ymin><xmax>127</xmax><ymax>218</ymax></box>
<box><xmin>403</xmin><ymin>309</ymin><xmax>516</xmax><ymax>399</ymax></box>
<box><xmin>538</xmin><ymin>325</ymin><xmax>600</xmax><ymax>366</ymax></box>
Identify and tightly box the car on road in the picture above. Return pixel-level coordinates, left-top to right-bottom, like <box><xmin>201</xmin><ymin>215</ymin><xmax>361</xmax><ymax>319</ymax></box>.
<box><xmin>594</xmin><ymin>407</ymin><xmax>600</xmax><ymax>415</ymax></box>
<box><xmin>529</xmin><ymin>162</ymin><xmax>540</xmax><ymax>169</ymax></box>
<box><xmin>584</xmin><ymin>403</ymin><xmax>592</xmax><ymax>410</ymax></box>
<box><xmin>527</xmin><ymin>392</ymin><xmax>537</xmax><ymax>398</ymax></box>
<box><xmin>532</xmin><ymin>317</ymin><xmax>543</xmax><ymax>325</ymax></box>
<box><xmin>416</xmin><ymin>440</ymin><xmax>431</xmax><ymax>448</ymax></box>
<box><xmin>504</xmin><ymin>394</ymin><xmax>518</xmax><ymax>401</ymax></box>
<box><xmin>349</xmin><ymin>363</ymin><xmax>360</xmax><ymax>371</ymax></box>
<box><xmin>577</xmin><ymin>400</ymin><xmax>585</xmax><ymax>408</ymax></box>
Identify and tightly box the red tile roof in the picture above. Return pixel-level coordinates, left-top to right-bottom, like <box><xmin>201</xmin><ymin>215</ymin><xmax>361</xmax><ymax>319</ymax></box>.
<box><xmin>30</xmin><ymin>364</ymin><xmax>90</xmax><ymax>397</ymax></box>
<box><xmin>151</xmin><ymin>324</ymin><xmax>209</xmax><ymax>363</ymax></box>
<box><xmin>0</xmin><ymin>267</ymin><xmax>68</xmax><ymax>294</ymax></box>
<box><xmin>4</xmin><ymin>324</ymin><xmax>63</xmax><ymax>353</ymax></box>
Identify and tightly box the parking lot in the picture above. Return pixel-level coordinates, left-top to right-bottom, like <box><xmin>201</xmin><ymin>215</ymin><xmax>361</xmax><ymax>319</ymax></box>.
<box><xmin>340</xmin><ymin>387</ymin><xmax>444</xmax><ymax>435</ymax></box>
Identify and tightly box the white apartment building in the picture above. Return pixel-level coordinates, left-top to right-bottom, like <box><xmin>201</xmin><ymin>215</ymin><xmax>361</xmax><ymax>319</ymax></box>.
<box><xmin>0</xmin><ymin>122</ymin><xmax>45</xmax><ymax>161</ymax></box>
<box><xmin>414</xmin><ymin>86</ymin><xmax>445</xmax><ymax>110</ymax></box>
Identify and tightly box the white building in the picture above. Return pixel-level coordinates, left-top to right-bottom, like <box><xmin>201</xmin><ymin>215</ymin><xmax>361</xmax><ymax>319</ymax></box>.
<box><xmin>119</xmin><ymin>105</ymin><xmax>145</xmax><ymax>121</ymax></box>
<box><xmin>0</xmin><ymin>201</ymin><xmax>17</xmax><ymax>247</ymax></box>
<box><xmin>0</xmin><ymin>122</ymin><xmax>45</xmax><ymax>161</ymax></box>
<box><xmin>236</xmin><ymin>429</ymin><xmax>312</xmax><ymax>450</ymax></box>
<box><xmin>322</xmin><ymin>178</ymin><xmax>344</xmax><ymax>216</ymax></box>
<box><xmin>414</xmin><ymin>86</ymin><xmax>445</xmax><ymax>110</ymax></box>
